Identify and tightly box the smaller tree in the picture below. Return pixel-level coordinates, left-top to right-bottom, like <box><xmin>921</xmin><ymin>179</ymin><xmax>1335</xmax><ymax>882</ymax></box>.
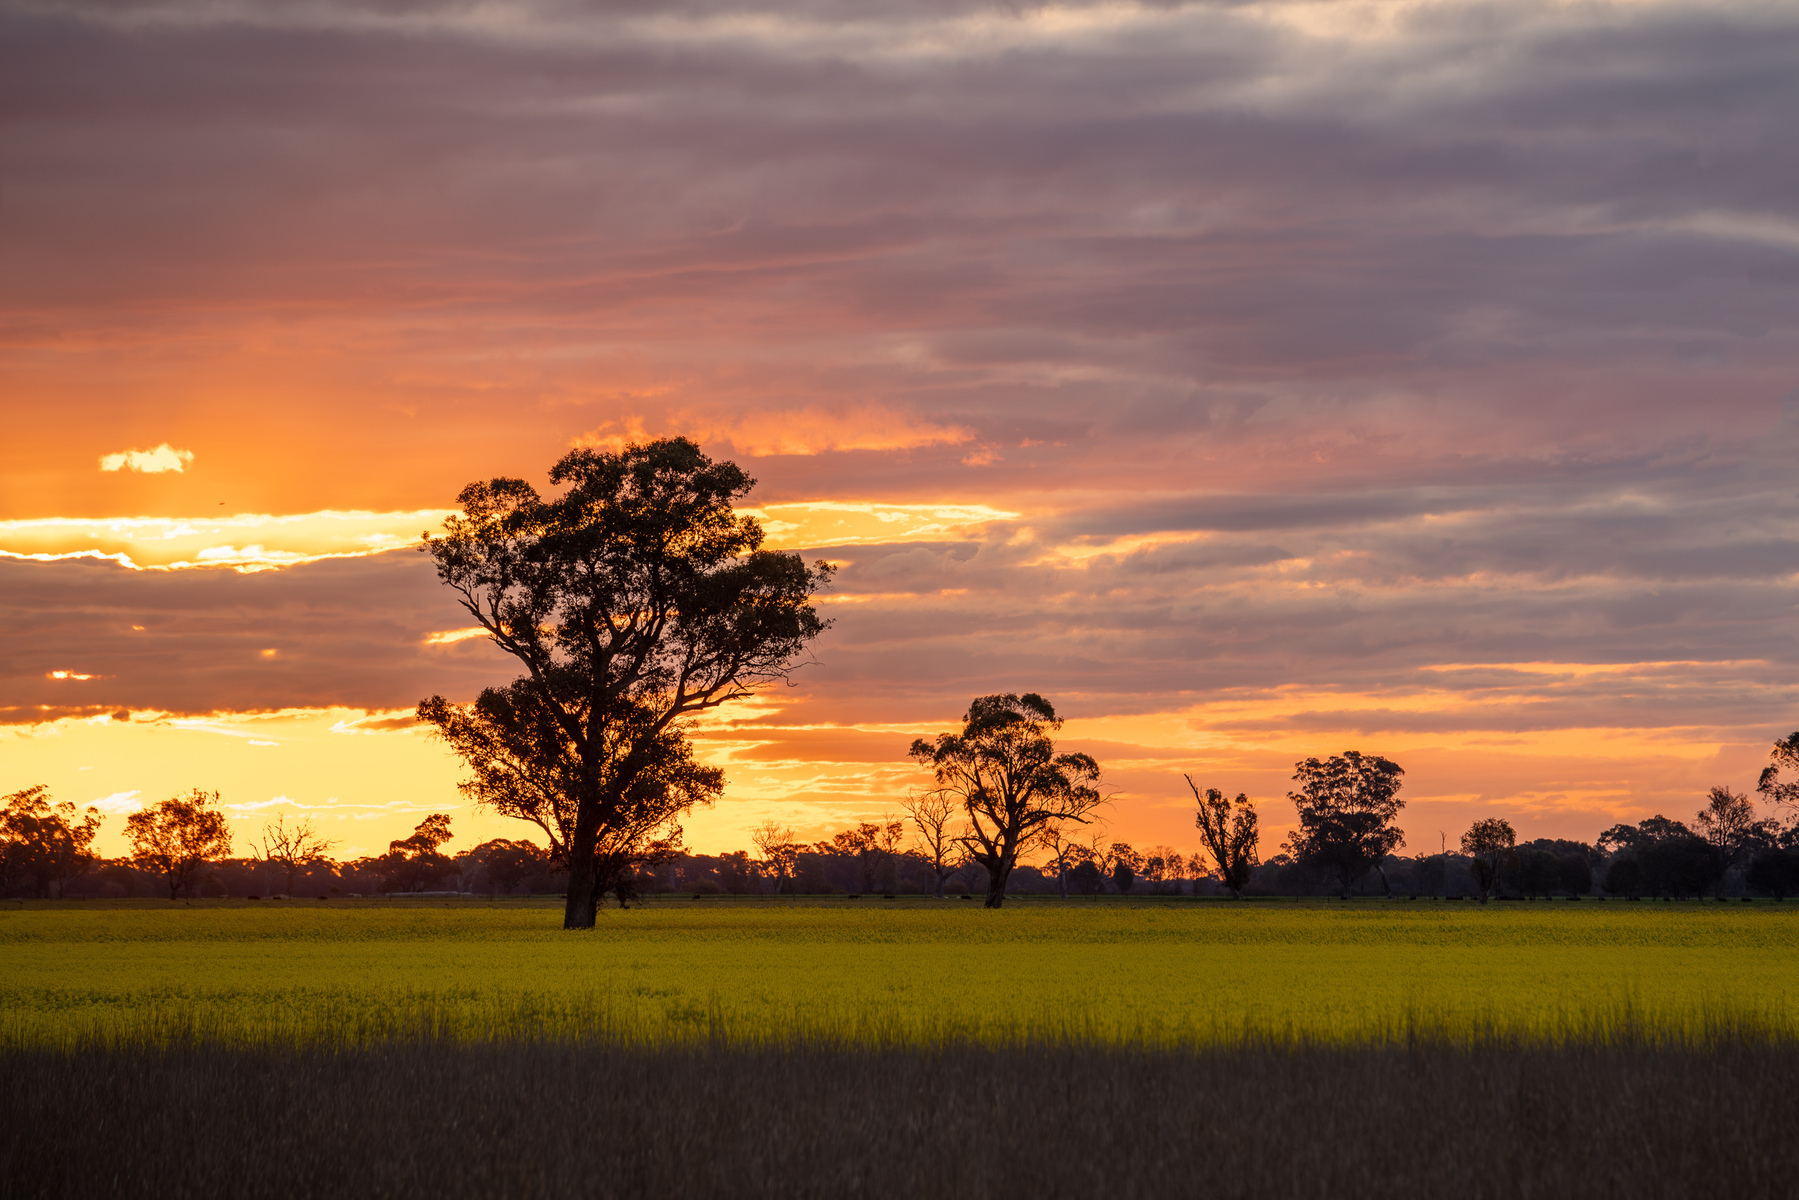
<box><xmin>901</xmin><ymin>793</ymin><xmax>962</xmax><ymax>898</ymax></box>
<box><xmin>909</xmin><ymin>693</ymin><xmax>1103</xmax><ymax>908</ymax></box>
<box><xmin>1694</xmin><ymin>785</ymin><xmax>1777</xmax><ymax>896</ymax></box>
<box><xmin>1108</xmin><ymin>843</ymin><xmax>1141</xmax><ymax>894</ymax></box>
<box><xmin>749</xmin><ymin>820</ymin><xmax>799</xmax><ymax>895</ymax></box>
<box><xmin>1186</xmin><ymin>777</ymin><xmax>1260</xmax><ymax>899</ymax></box>
<box><xmin>472</xmin><ymin>838</ymin><xmax>547</xmax><ymax>895</ymax></box>
<box><xmin>1746</xmin><ymin>849</ymin><xmax>1799</xmax><ymax>900</ymax></box>
<box><xmin>1283</xmin><ymin>752</ymin><xmax>1406</xmax><ymax>898</ymax></box>
<box><xmin>256</xmin><ymin>814</ymin><xmax>337</xmax><ymax>896</ymax></box>
<box><xmin>1460</xmin><ymin>818</ymin><xmax>1516</xmax><ymax>903</ymax></box>
<box><xmin>124</xmin><ymin>789</ymin><xmax>234</xmax><ymax>900</ymax></box>
<box><xmin>374</xmin><ymin>814</ymin><xmax>456</xmax><ymax>893</ymax></box>
<box><xmin>1</xmin><ymin>786</ymin><xmax>103</xmax><ymax>899</ymax></box>
<box><xmin>831</xmin><ymin>821</ymin><xmax>905</xmax><ymax>893</ymax></box>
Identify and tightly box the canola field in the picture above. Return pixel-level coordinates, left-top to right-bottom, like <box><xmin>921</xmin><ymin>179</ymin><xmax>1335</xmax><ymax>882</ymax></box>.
<box><xmin>4</xmin><ymin>896</ymin><xmax>1796</xmax><ymax>1050</ymax></box>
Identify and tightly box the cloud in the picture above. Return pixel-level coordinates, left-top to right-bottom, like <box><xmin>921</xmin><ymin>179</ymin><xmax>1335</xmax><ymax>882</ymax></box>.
<box><xmin>98</xmin><ymin>444</ymin><xmax>194</xmax><ymax>473</ymax></box>
<box><xmin>88</xmin><ymin>790</ymin><xmax>141</xmax><ymax>813</ymax></box>
<box><xmin>0</xmin><ymin>512</ymin><xmax>456</xmax><ymax>573</ymax></box>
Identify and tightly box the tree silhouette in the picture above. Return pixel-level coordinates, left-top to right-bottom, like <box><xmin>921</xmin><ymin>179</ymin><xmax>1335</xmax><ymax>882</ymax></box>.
<box><xmin>418</xmin><ymin>438</ymin><xmax>832</xmax><ymax>929</ymax></box>
<box><xmin>749</xmin><ymin>820</ymin><xmax>798</xmax><ymax>894</ymax></box>
<box><xmin>1</xmin><ymin>786</ymin><xmax>102</xmax><ymax>899</ymax></box>
<box><xmin>901</xmin><ymin>792</ymin><xmax>962</xmax><ymax>898</ymax></box>
<box><xmin>909</xmin><ymin>693</ymin><xmax>1102</xmax><ymax>908</ymax></box>
<box><xmin>1282</xmin><ymin>752</ymin><xmax>1406</xmax><ymax>899</ymax></box>
<box><xmin>255</xmin><ymin>814</ymin><xmax>336</xmax><ymax>896</ymax></box>
<box><xmin>124</xmin><ymin>789</ymin><xmax>233</xmax><ymax>900</ymax></box>
<box><xmin>1694</xmin><ymin>785</ymin><xmax>1776</xmax><ymax>896</ymax></box>
<box><xmin>1186</xmin><ymin>777</ymin><xmax>1260</xmax><ymax>899</ymax></box>
<box><xmin>1460</xmin><ymin>818</ymin><xmax>1515</xmax><ymax>903</ymax></box>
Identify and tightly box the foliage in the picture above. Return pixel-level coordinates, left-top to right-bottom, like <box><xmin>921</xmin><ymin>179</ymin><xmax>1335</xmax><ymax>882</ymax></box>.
<box><xmin>472</xmin><ymin>839</ymin><xmax>549</xmax><ymax>895</ymax></box>
<box><xmin>1694</xmin><ymin>785</ymin><xmax>1778</xmax><ymax>892</ymax></box>
<box><xmin>1599</xmin><ymin>814</ymin><xmax>1723</xmax><ymax>899</ymax></box>
<box><xmin>1459</xmin><ymin>819</ymin><xmax>1515</xmax><ymax>903</ymax></box>
<box><xmin>1745</xmin><ymin>850</ymin><xmax>1799</xmax><ymax>900</ymax></box>
<box><xmin>1</xmin><ymin>786</ymin><xmax>103</xmax><ymax>899</ymax></box>
<box><xmin>831</xmin><ymin>822</ymin><xmax>906</xmax><ymax>893</ymax></box>
<box><xmin>364</xmin><ymin>815</ymin><xmax>459</xmax><ymax>894</ymax></box>
<box><xmin>123</xmin><ymin>789</ymin><xmax>233</xmax><ymax>900</ymax></box>
<box><xmin>909</xmin><ymin>693</ymin><xmax>1102</xmax><ymax>908</ymax></box>
<box><xmin>1187</xmin><ymin>777</ymin><xmax>1259</xmax><ymax>898</ymax></box>
<box><xmin>419</xmin><ymin>437</ymin><xmax>832</xmax><ymax>928</ymax></box>
<box><xmin>1283</xmin><ymin>752</ymin><xmax>1407</xmax><ymax>899</ymax></box>
<box><xmin>749</xmin><ymin>821</ymin><xmax>799</xmax><ymax>895</ymax></box>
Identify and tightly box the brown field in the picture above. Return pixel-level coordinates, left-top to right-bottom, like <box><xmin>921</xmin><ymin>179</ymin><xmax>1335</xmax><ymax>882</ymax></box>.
<box><xmin>5</xmin><ymin>1038</ymin><xmax>1797</xmax><ymax>1199</ymax></box>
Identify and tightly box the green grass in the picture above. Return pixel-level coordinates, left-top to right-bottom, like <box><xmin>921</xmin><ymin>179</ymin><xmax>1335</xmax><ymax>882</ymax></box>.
<box><xmin>4</xmin><ymin>896</ymin><xmax>1795</xmax><ymax>1050</ymax></box>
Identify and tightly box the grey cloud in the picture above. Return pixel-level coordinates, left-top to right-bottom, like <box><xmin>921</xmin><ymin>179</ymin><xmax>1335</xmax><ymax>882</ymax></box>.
<box><xmin>0</xmin><ymin>554</ymin><xmax>507</xmax><ymax>720</ymax></box>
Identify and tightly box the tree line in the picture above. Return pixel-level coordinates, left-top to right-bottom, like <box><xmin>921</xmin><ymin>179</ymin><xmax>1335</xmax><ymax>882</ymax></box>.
<box><xmin>9</xmin><ymin>439</ymin><xmax>1799</xmax><ymax>908</ymax></box>
<box><xmin>9</xmin><ymin>729</ymin><xmax>1798</xmax><ymax>901</ymax></box>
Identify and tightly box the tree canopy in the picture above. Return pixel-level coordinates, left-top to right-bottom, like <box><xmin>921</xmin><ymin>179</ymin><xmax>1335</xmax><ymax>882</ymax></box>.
<box><xmin>418</xmin><ymin>438</ymin><xmax>832</xmax><ymax>928</ymax></box>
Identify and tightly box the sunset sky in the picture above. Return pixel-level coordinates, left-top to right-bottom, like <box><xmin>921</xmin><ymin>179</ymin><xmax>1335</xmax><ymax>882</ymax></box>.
<box><xmin>4</xmin><ymin>0</ymin><xmax>1797</xmax><ymax>864</ymax></box>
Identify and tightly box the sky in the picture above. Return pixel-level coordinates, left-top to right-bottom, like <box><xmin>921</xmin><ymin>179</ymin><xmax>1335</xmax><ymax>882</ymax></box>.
<box><xmin>4</xmin><ymin>0</ymin><xmax>1798</xmax><ymax>864</ymax></box>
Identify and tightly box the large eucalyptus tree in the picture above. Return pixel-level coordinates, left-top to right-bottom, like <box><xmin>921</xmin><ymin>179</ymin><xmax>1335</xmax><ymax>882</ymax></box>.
<box><xmin>418</xmin><ymin>438</ymin><xmax>832</xmax><ymax>929</ymax></box>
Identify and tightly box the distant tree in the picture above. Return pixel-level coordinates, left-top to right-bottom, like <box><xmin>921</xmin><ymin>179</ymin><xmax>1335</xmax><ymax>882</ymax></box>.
<box><xmin>909</xmin><ymin>693</ymin><xmax>1103</xmax><ymax>908</ymax></box>
<box><xmin>473</xmin><ymin>838</ymin><xmax>546</xmax><ymax>895</ymax></box>
<box><xmin>749</xmin><ymin>820</ymin><xmax>798</xmax><ymax>894</ymax></box>
<box><xmin>1746</xmin><ymin>850</ymin><xmax>1799</xmax><ymax>900</ymax></box>
<box><xmin>1108</xmin><ymin>846</ymin><xmax>1139</xmax><ymax>894</ymax></box>
<box><xmin>1068</xmin><ymin>858</ymin><xmax>1106</xmax><ymax>895</ymax></box>
<box><xmin>1631</xmin><ymin>823</ymin><xmax>1720</xmax><ymax>899</ymax></box>
<box><xmin>1694</xmin><ymin>785</ymin><xmax>1777</xmax><ymax>895</ymax></box>
<box><xmin>1</xmin><ymin>786</ymin><xmax>103</xmax><ymax>899</ymax></box>
<box><xmin>1596</xmin><ymin>823</ymin><xmax>1643</xmax><ymax>857</ymax></box>
<box><xmin>900</xmin><ymin>792</ymin><xmax>962</xmax><ymax>898</ymax></box>
<box><xmin>1460</xmin><ymin>818</ymin><xmax>1515</xmax><ymax>903</ymax></box>
<box><xmin>1141</xmin><ymin>844</ymin><xmax>1184</xmax><ymax>894</ymax></box>
<box><xmin>1604</xmin><ymin>857</ymin><xmax>1643</xmax><ymax>897</ymax></box>
<box><xmin>1511</xmin><ymin>839</ymin><xmax>1596</xmax><ymax>897</ymax></box>
<box><xmin>829</xmin><ymin>821</ymin><xmax>905</xmax><ymax>893</ymax></box>
<box><xmin>417</xmin><ymin>438</ymin><xmax>832</xmax><ymax>929</ymax></box>
<box><xmin>1186</xmin><ymin>777</ymin><xmax>1260</xmax><ymax>899</ymax></box>
<box><xmin>1283</xmin><ymin>752</ymin><xmax>1406</xmax><ymax>898</ymax></box>
<box><xmin>124</xmin><ymin>789</ymin><xmax>234</xmax><ymax>900</ymax></box>
<box><xmin>373</xmin><ymin>814</ymin><xmax>457</xmax><ymax>893</ymax></box>
<box><xmin>255</xmin><ymin>814</ymin><xmax>337</xmax><ymax>896</ymax></box>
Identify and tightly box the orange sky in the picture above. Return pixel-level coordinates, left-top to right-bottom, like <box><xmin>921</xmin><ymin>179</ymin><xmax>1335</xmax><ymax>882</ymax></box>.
<box><xmin>4</xmin><ymin>0</ymin><xmax>1797</xmax><ymax>863</ymax></box>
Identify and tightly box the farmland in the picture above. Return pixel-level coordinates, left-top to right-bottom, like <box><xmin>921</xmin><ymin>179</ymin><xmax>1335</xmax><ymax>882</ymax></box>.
<box><xmin>6</xmin><ymin>896</ymin><xmax>1796</xmax><ymax>1050</ymax></box>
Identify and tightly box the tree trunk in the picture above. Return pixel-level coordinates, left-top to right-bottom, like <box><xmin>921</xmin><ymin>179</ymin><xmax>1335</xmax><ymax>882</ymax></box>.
<box><xmin>984</xmin><ymin>859</ymin><xmax>1010</xmax><ymax>908</ymax></box>
<box><xmin>564</xmin><ymin>857</ymin><xmax>600</xmax><ymax>928</ymax></box>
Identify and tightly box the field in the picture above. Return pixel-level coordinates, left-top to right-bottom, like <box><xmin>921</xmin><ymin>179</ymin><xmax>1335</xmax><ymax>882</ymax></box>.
<box><xmin>5</xmin><ymin>895</ymin><xmax>1797</xmax><ymax>1049</ymax></box>
<box><xmin>8</xmin><ymin>897</ymin><xmax>1799</xmax><ymax>1199</ymax></box>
